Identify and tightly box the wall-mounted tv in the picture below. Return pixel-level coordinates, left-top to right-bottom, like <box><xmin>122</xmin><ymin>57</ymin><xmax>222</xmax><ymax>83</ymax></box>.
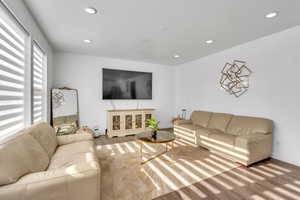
<box><xmin>102</xmin><ymin>68</ymin><xmax>152</xmax><ymax>100</ymax></box>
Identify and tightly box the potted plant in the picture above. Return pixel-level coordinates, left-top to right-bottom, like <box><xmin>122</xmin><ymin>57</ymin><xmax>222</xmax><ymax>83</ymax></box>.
<box><xmin>147</xmin><ymin>118</ymin><xmax>160</xmax><ymax>139</ymax></box>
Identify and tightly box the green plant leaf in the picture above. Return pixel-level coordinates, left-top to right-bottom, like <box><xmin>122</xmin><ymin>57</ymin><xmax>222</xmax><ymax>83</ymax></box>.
<box><xmin>147</xmin><ymin>118</ymin><xmax>160</xmax><ymax>131</ymax></box>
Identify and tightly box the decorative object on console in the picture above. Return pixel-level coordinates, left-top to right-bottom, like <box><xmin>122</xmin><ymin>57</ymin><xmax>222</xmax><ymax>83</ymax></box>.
<box><xmin>147</xmin><ymin>118</ymin><xmax>160</xmax><ymax>139</ymax></box>
<box><xmin>220</xmin><ymin>60</ymin><xmax>252</xmax><ymax>97</ymax></box>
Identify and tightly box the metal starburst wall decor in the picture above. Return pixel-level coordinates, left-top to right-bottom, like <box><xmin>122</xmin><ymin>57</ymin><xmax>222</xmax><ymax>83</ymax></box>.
<box><xmin>220</xmin><ymin>60</ymin><xmax>252</xmax><ymax>98</ymax></box>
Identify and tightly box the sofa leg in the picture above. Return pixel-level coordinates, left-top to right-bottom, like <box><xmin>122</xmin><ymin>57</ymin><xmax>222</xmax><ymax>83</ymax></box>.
<box><xmin>245</xmin><ymin>157</ymin><xmax>272</xmax><ymax>167</ymax></box>
<box><xmin>200</xmin><ymin>146</ymin><xmax>209</xmax><ymax>151</ymax></box>
<box><xmin>236</xmin><ymin>162</ymin><xmax>249</xmax><ymax>168</ymax></box>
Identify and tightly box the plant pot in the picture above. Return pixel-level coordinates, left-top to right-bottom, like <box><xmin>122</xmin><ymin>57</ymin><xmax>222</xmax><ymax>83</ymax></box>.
<box><xmin>151</xmin><ymin>130</ymin><xmax>157</xmax><ymax>140</ymax></box>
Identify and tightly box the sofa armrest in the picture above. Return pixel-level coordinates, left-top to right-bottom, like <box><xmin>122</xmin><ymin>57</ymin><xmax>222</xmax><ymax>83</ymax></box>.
<box><xmin>174</xmin><ymin>120</ymin><xmax>192</xmax><ymax>126</ymax></box>
<box><xmin>57</xmin><ymin>133</ymin><xmax>93</xmax><ymax>146</ymax></box>
<box><xmin>235</xmin><ymin>133</ymin><xmax>273</xmax><ymax>156</ymax></box>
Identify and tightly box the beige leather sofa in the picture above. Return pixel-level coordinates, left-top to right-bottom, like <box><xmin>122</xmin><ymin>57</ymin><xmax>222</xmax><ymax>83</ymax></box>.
<box><xmin>174</xmin><ymin>111</ymin><xmax>273</xmax><ymax>166</ymax></box>
<box><xmin>0</xmin><ymin>123</ymin><xmax>101</xmax><ymax>200</ymax></box>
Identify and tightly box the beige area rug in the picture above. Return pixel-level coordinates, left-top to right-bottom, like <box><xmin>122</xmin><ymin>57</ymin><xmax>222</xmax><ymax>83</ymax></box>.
<box><xmin>96</xmin><ymin>140</ymin><xmax>238</xmax><ymax>200</ymax></box>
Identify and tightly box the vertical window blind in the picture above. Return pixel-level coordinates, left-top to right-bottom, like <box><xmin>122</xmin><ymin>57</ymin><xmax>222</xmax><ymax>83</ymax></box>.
<box><xmin>32</xmin><ymin>43</ymin><xmax>46</xmax><ymax>124</ymax></box>
<box><xmin>0</xmin><ymin>9</ymin><xmax>27</xmax><ymax>138</ymax></box>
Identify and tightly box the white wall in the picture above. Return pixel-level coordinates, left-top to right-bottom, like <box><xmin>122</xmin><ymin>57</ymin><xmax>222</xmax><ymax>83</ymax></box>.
<box><xmin>2</xmin><ymin>0</ymin><xmax>54</xmax><ymax>122</ymax></box>
<box><xmin>53</xmin><ymin>53</ymin><xmax>174</xmax><ymax>132</ymax></box>
<box><xmin>174</xmin><ymin>26</ymin><xmax>300</xmax><ymax>166</ymax></box>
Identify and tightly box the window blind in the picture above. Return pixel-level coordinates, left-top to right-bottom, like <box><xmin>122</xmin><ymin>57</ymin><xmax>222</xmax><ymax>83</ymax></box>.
<box><xmin>0</xmin><ymin>9</ymin><xmax>27</xmax><ymax>138</ymax></box>
<box><xmin>32</xmin><ymin>43</ymin><xmax>45</xmax><ymax>124</ymax></box>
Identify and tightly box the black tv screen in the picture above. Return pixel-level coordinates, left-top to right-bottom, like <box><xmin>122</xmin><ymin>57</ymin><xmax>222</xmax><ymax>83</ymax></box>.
<box><xmin>102</xmin><ymin>68</ymin><xmax>152</xmax><ymax>99</ymax></box>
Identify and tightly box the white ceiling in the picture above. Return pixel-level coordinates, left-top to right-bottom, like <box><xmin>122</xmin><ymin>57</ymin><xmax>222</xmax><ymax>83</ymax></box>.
<box><xmin>24</xmin><ymin>0</ymin><xmax>300</xmax><ymax>65</ymax></box>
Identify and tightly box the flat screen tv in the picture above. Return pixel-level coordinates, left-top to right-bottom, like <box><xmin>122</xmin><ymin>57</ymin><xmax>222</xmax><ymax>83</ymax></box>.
<box><xmin>102</xmin><ymin>68</ymin><xmax>152</xmax><ymax>100</ymax></box>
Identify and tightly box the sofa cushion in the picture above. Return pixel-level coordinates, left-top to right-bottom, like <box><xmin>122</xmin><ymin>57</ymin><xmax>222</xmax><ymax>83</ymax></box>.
<box><xmin>49</xmin><ymin>141</ymin><xmax>95</xmax><ymax>170</ymax></box>
<box><xmin>0</xmin><ymin>132</ymin><xmax>49</xmax><ymax>186</ymax></box>
<box><xmin>49</xmin><ymin>149</ymin><xmax>98</xmax><ymax>170</ymax></box>
<box><xmin>196</xmin><ymin>127</ymin><xmax>211</xmax><ymax>138</ymax></box>
<box><xmin>208</xmin><ymin>113</ymin><xmax>233</xmax><ymax>132</ymax></box>
<box><xmin>52</xmin><ymin>141</ymin><xmax>95</xmax><ymax>158</ymax></box>
<box><xmin>226</xmin><ymin>116</ymin><xmax>273</xmax><ymax>136</ymax></box>
<box><xmin>25</xmin><ymin>123</ymin><xmax>58</xmax><ymax>158</ymax></box>
<box><xmin>191</xmin><ymin>111</ymin><xmax>212</xmax><ymax>127</ymax></box>
<box><xmin>209</xmin><ymin>131</ymin><xmax>236</xmax><ymax>146</ymax></box>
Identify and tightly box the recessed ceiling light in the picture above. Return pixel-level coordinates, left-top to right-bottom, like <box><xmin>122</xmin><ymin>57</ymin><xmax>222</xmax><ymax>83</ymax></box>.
<box><xmin>265</xmin><ymin>12</ymin><xmax>278</xmax><ymax>19</ymax></box>
<box><xmin>84</xmin><ymin>39</ymin><xmax>92</xmax><ymax>43</ymax></box>
<box><xmin>85</xmin><ymin>7</ymin><xmax>98</xmax><ymax>14</ymax></box>
<box><xmin>173</xmin><ymin>54</ymin><xmax>180</xmax><ymax>58</ymax></box>
<box><xmin>205</xmin><ymin>40</ymin><xmax>214</xmax><ymax>44</ymax></box>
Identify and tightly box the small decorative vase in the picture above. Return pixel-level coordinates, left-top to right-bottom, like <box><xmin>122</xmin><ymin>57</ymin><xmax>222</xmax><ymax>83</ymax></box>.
<box><xmin>151</xmin><ymin>130</ymin><xmax>157</xmax><ymax>140</ymax></box>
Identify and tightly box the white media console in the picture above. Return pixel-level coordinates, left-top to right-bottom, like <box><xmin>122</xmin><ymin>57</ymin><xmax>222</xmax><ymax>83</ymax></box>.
<box><xmin>107</xmin><ymin>109</ymin><xmax>155</xmax><ymax>137</ymax></box>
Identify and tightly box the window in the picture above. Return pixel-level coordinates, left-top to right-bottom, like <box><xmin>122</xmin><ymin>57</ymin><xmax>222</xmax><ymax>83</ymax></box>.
<box><xmin>0</xmin><ymin>2</ymin><xmax>47</xmax><ymax>140</ymax></box>
<box><xmin>0</xmin><ymin>4</ymin><xmax>28</xmax><ymax>139</ymax></box>
<box><xmin>32</xmin><ymin>42</ymin><xmax>46</xmax><ymax>124</ymax></box>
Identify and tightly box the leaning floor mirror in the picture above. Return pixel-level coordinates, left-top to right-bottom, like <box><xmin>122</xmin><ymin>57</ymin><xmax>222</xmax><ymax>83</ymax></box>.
<box><xmin>51</xmin><ymin>87</ymin><xmax>79</xmax><ymax>135</ymax></box>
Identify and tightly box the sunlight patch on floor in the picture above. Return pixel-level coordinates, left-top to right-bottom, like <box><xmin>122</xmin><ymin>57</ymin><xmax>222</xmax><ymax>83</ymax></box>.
<box><xmin>284</xmin><ymin>183</ymin><xmax>300</xmax><ymax>193</ymax></box>
<box><xmin>274</xmin><ymin>187</ymin><xmax>300</xmax><ymax>200</ymax></box>
<box><xmin>180</xmin><ymin>159</ymin><xmax>233</xmax><ymax>190</ymax></box>
<box><xmin>250</xmin><ymin>194</ymin><xmax>266</xmax><ymax>200</ymax></box>
<box><xmin>249</xmin><ymin>167</ymin><xmax>275</xmax><ymax>178</ymax></box>
<box><xmin>263</xmin><ymin>190</ymin><xmax>285</xmax><ymax>200</ymax></box>
<box><xmin>206</xmin><ymin>158</ymin><xmax>255</xmax><ymax>183</ymax></box>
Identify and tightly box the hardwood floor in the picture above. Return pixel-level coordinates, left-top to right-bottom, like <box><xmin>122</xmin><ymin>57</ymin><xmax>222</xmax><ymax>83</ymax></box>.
<box><xmin>96</xmin><ymin>136</ymin><xmax>300</xmax><ymax>200</ymax></box>
<box><xmin>95</xmin><ymin>134</ymin><xmax>135</xmax><ymax>145</ymax></box>
<box><xmin>153</xmin><ymin>158</ymin><xmax>300</xmax><ymax>200</ymax></box>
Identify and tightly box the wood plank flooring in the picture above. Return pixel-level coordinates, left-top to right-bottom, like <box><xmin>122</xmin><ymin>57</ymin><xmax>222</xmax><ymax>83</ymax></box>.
<box><xmin>96</xmin><ymin>135</ymin><xmax>300</xmax><ymax>200</ymax></box>
<box><xmin>153</xmin><ymin>158</ymin><xmax>300</xmax><ymax>200</ymax></box>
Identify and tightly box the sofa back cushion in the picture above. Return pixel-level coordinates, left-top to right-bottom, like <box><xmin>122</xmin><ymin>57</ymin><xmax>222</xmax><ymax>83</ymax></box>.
<box><xmin>208</xmin><ymin>113</ymin><xmax>233</xmax><ymax>132</ymax></box>
<box><xmin>226</xmin><ymin>115</ymin><xmax>273</xmax><ymax>136</ymax></box>
<box><xmin>191</xmin><ymin>111</ymin><xmax>212</xmax><ymax>127</ymax></box>
<box><xmin>0</xmin><ymin>132</ymin><xmax>49</xmax><ymax>186</ymax></box>
<box><xmin>25</xmin><ymin>123</ymin><xmax>57</xmax><ymax>158</ymax></box>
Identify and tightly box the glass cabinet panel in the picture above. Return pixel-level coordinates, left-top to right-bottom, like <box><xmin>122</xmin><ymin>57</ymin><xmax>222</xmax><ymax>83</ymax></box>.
<box><xmin>112</xmin><ymin>115</ymin><xmax>121</xmax><ymax>130</ymax></box>
<box><xmin>125</xmin><ymin>114</ymin><xmax>133</xmax><ymax>130</ymax></box>
<box><xmin>145</xmin><ymin>113</ymin><xmax>152</xmax><ymax>127</ymax></box>
<box><xmin>135</xmin><ymin>114</ymin><xmax>142</xmax><ymax>129</ymax></box>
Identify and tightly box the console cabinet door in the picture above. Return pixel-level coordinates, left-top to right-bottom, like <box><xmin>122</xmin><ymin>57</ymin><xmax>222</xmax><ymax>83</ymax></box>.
<box><xmin>110</xmin><ymin>113</ymin><xmax>124</xmax><ymax>133</ymax></box>
<box><xmin>125</xmin><ymin>113</ymin><xmax>134</xmax><ymax>131</ymax></box>
<box><xmin>144</xmin><ymin>112</ymin><xmax>152</xmax><ymax>129</ymax></box>
<box><xmin>134</xmin><ymin>112</ymin><xmax>143</xmax><ymax>131</ymax></box>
